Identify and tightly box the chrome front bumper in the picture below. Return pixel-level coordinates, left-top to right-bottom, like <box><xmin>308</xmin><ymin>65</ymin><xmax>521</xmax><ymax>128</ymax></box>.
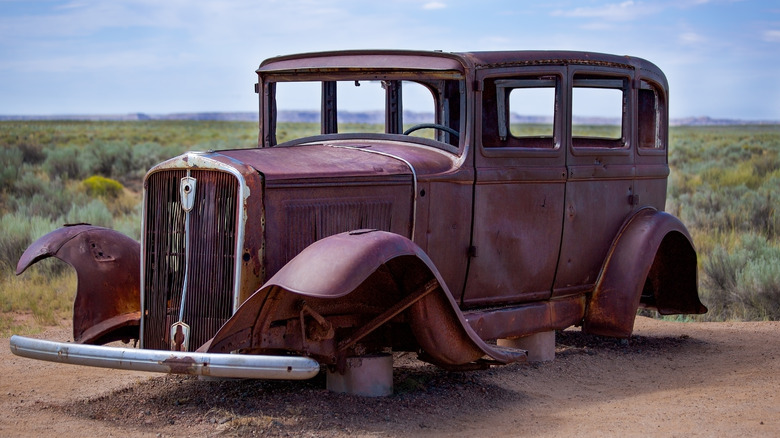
<box><xmin>10</xmin><ymin>335</ymin><xmax>320</xmax><ymax>380</ymax></box>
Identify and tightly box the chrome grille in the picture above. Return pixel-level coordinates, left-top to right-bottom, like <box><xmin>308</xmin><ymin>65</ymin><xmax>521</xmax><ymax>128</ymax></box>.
<box><xmin>142</xmin><ymin>169</ymin><xmax>239</xmax><ymax>350</ymax></box>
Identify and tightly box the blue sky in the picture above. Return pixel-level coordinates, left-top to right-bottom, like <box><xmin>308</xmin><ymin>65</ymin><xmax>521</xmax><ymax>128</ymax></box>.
<box><xmin>1</xmin><ymin>0</ymin><xmax>778</xmax><ymax>120</ymax></box>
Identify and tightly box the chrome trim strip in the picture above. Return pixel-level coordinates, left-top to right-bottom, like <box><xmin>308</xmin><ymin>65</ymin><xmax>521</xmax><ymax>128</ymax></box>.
<box><xmin>177</xmin><ymin>171</ymin><xmax>194</xmax><ymax>326</ymax></box>
<box><xmin>10</xmin><ymin>336</ymin><xmax>320</xmax><ymax>380</ymax></box>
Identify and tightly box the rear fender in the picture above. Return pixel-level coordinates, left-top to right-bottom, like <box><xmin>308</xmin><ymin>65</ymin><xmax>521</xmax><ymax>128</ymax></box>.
<box><xmin>206</xmin><ymin>230</ymin><xmax>526</xmax><ymax>368</ymax></box>
<box><xmin>584</xmin><ymin>208</ymin><xmax>706</xmax><ymax>338</ymax></box>
<box><xmin>17</xmin><ymin>225</ymin><xmax>140</xmax><ymax>344</ymax></box>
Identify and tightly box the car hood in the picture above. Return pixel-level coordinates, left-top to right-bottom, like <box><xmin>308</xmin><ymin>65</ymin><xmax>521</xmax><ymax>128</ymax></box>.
<box><xmin>218</xmin><ymin>139</ymin><xmax>460</xmax><ymax>183</ymax></box>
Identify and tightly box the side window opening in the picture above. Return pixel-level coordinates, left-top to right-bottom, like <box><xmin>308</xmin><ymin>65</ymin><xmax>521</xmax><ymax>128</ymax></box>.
<box><xmin>483</xmin><ymin>76</ymin><xmax>559</xmax><ymax>149</ymax></box>
<box><xmin>638</xmin><ymin>80</ymin><xmax>665</xmax><ymax>149</ymax></box>
<box><xmin>571</xmin><ymin>76</ymin><xmax>626</xmax><ymax>148</ymax></box>
<box><xmin>507</xmin><ymin>86</ymin><xmax>555</xmax><ymax>139</ymax></box>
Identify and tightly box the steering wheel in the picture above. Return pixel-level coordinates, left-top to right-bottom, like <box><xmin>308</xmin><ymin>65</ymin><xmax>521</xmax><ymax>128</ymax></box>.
<box><xmin>403</xmin><ymin>123</ymin><xmax>460</xmax><ymax>138</ymax></box>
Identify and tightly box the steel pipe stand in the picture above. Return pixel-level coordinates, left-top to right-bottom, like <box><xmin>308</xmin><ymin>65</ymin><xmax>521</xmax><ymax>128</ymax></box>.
<box><xmin>326</xmin><ymin>353</ymin><xmax>393</xmax><ymax>397</ymax></box>
<box><xmin>498</xmin><ymin>331</ymin><xmax>555</xmax><ymax>362</ymax></box>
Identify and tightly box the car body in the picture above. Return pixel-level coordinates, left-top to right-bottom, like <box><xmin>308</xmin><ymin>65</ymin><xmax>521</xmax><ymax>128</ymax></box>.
<box><xmin>11</xmin><ymin>50</ymin><xmax>706</xmax><ymax>383</ymax></box>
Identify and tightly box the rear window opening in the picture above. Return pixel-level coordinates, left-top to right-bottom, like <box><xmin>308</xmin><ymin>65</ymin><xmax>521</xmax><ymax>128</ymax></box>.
<box><xmin>637</xmin><ymin>80</ymin><xmax>666</xmax><ymax>150</ymax></box>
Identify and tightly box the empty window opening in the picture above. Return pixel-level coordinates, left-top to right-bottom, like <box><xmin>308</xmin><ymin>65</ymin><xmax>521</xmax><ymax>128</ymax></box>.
<box><xmin>572</xmin><ymin>77</ymin><xmax>625</xmax><ymax>147</ymax></box>
<box><xmin>484</xmin><ymin>76</ymin><xmax>559</xmax><ymax>149</ymax></box>
<box><xmin>508</xmin><ymin>86</ymin><xmax>555</xmax><ymax>138</ymax></box>
<box><xmin>638</xmin><ymin>81</ymin><xmax>664</xmax><ymax>149</ymax></box>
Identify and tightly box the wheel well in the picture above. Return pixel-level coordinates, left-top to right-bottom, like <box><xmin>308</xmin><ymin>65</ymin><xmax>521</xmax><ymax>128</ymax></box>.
<box><xmin>641</xmin><ymin>231</ymin><xmax>706</xmax><ymax>315</ymax></box>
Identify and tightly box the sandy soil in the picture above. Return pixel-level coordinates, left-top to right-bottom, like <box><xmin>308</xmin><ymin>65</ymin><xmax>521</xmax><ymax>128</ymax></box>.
<box><xmin>1</xmin><ymin>316</ymin><xmax>778</xmax><ymax>437</ymax></box>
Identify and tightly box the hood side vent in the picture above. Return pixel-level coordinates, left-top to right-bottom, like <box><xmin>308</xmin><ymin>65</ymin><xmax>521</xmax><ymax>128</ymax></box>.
<box><xmin>285</xmin><ymin>200</ymin><xmax>392</xmax><ymax>262</ymax></box>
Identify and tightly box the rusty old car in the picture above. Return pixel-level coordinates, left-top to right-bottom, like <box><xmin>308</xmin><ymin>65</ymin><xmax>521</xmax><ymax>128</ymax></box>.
<box><xmin>11</xmin><ymin>50</ymin><xmax>706</xmax><ymax>395</ymax></box>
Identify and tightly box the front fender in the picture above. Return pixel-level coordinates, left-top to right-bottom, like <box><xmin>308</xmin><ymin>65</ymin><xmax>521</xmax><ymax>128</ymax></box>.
<box><xmin>584</xmin><ymin>208</ymin><xmax>706</xmax><ymax>338</ymax></box>
<box><xmin>17</xmin><ymin>225</ymin><xmax>140</xmax><ymax>344</ymax></box>
<box><xmin>206</xmin><ymin>230</ymin><xmax>525</xmax><ymax>367</ymax></box>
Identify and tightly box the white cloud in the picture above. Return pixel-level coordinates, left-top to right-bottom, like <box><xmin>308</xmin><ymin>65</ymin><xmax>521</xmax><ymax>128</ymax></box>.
<box><xmin>763</xmin><ymin>30</ymin><xmax>780</xmax><ymax>42</ymax></box>
<box><xmin>423</xmin><ymin>2</ymin><xmax>446</xmax><ymax>10</ymax></box>
<box><xmin>679</xmin><ymin>32</ymin><xmax>707</xmax><ymax>45</ymax></box>
<box><xmin>579</xmin><ymin>21</ymin><xmax>617</xmax><ymax>31</ymax></box>
<box><xmin>552</xmin><ymin>1</ymin><xmax>660</xmax><ymax>22</ymax></box>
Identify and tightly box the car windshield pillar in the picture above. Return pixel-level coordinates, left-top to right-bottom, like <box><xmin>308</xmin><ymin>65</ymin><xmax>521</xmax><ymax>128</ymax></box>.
<box><xmin>321</xmin><ymin>81</ymin><xmax>337</xmax><ymax>135</ymax></box>
<box><xmin>384</xmin><ymin>80</ymin><xmax>402</xmax><ymax>134</ymax></box>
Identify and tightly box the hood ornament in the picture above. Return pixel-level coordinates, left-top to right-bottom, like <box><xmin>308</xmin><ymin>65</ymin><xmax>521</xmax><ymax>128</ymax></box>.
<box><xmin>180</xmin><ymin>176</ymin><xmax>196</xmax><ymax>211</ymax></box>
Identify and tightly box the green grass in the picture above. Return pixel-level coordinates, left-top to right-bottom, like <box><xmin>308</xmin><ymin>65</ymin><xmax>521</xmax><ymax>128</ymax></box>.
<box><xmin>0</xmin><ymin>266</ymin><xmax>76</xmax><ymax>336</ymax></box>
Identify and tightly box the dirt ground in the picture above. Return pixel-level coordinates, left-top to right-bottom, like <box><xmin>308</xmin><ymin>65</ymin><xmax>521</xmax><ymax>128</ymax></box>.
<box><xmin>1</xmin><ymin>316</ymin><xmax>778</xmax><ymax>437</ymax></box>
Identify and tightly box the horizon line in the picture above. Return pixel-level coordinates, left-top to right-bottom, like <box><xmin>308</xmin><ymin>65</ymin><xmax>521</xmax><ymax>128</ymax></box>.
<box><xmin>1</xmin><ymin>111</ymin><xmax>778</xmax><ymax>126</ymax></box>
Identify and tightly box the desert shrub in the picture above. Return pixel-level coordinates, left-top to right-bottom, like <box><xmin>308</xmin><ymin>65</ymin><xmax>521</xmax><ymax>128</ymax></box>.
<box><xmin>737</xmin><ymin>258</ymin><xmax>780</xmax><ymax>319</ymax></box>
<box><xmin>22</xmin><ymin>193</ymin><xmax>71</xmax><ymax>221</ymax></box>
<box><xmin>8</xmin><ymin>171</ymin><xmax>77</xmax><ymax>220</ymax></box>
<box><xmin>82</xmin><ymin>175</ymin><xmax>124</xmax><ymax>199</ymax></box>
<box><xmin>703</xmin><ymin>245</ymin><xmax>745</xmax><ymax>293</ymax></box>
<box><xmin>80</xmin><ymin>140</ymin><xmax>134</xmax><ymax>180</ymax></box>
<box><xmin>130</xmin><ymin>141</ymin><xmax>169</xmax><ymax>176</ymax></box>
<box><xmin>701</xmin><ymin>234</ymin><xmax>780</xmax><ymax>321</ymax></box>
<box><xmin>113</xmin><ymin>202</ymin><xmax>143</xmax><ymax>240</ymax></box>
<box><xmin>701</xmin><ymin>161</ymin><xmax>762</xmax><ymax>189</ymax></box>
<box><xmin>11</xmin><ymin>168</ymin><xmax>49</xmax><ymax>198</ymax></box>
<box><xmin>43</xmin><ymin>144</ymin><xmax>82</xmax><ymax>180</ymax></box>
<box><xmin>16</xmin><ymin>141</ymin><xmax>47</xmax><ymax>165</ymax></box>
<box><xmin>0</xmin><ymin>148</ymin><xmax>23</xmax><ymax>192</ymax></box>
<box><xmin>675</xmin><ymin>174</ymin><xmax>778</xmax><ymax>239</ymax></box>
<box><xmin>670</xmin><ymin>126</ymin><xmax>780</xmax><ymax>237</ymax></box>
<box><xmin>0</xmin><ymin>212</ymin><xmax>58</xmax><ymax>275</ymax></box>
<box><xmin>62</xmin><ymin>199</ymin><xmax>114</xmax><ymax>228</ymax></box>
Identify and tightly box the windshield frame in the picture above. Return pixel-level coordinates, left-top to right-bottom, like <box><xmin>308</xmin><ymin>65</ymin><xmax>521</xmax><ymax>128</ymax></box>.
<box><xmin>258</xmin><ymin>70</ymin><xmax>466</xmax><ymax>155</ymax></box>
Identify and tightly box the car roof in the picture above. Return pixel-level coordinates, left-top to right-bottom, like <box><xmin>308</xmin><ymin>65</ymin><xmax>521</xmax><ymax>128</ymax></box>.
<box><xmin>257</xmin><ymin>49</ymin><xmax>663</xmax><ymax>79</ymax></box>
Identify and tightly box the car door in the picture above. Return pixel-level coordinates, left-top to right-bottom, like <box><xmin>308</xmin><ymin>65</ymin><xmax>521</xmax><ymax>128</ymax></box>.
<box><xmin>552</xmin><ymin>66</ymin><xmax>636</xmax><ymax>297</ymax></box>
<box><xmin>462</xmin><ymin>67</ymin><xmax>567</xmax><ymax>307</ymax></box>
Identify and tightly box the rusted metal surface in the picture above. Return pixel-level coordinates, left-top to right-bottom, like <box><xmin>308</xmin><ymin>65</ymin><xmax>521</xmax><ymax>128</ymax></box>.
<box><xmin>584</xmin><ymin>208</ymin><xmax>706</xmax><ymax>337</ymax></box>
<box><xmin>207</xmin><ymin>230</ymin><xmax>526</xmax><ymax>367</ymax></box>
<box><xmin>13</xmin><ymin>50</ymin><xmax>707</xmax><ymax>383</ymax></box>
<box><xmin>257</xmin><ymin>50</ymin><xmax>467</xmax><ymax>74</ymax></box>
<box><xmin>17</xmin><ymin>225</ymin><xmax>140</xmax><ymax>344</ymax></box>
<box><xmin>465</xmin><ymin>295</ymin><xmax>586</xmax><ymax>341</ymax></box>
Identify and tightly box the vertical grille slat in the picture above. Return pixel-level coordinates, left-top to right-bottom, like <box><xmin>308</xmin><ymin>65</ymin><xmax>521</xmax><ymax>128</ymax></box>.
<box><xmin>143</xmin><ymin>170</ymin><xmax>239</xmax><ymax>350</ymax></box>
